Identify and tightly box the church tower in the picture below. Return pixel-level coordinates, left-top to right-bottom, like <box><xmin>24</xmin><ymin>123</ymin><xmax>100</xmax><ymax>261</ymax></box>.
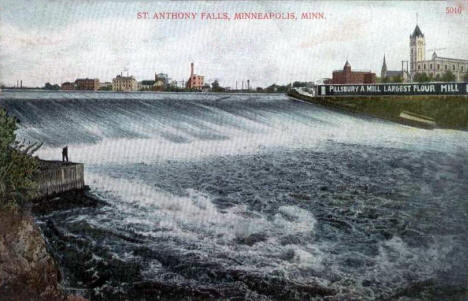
<box><xmin>381</xmin><ymin>55</ymin><xmax>387</xmax><ymax>79</ymax></box>
<box><xmin>410</xmin><ymin>24</ymin><xmax>425</xmax><ymax>74</ymax></box>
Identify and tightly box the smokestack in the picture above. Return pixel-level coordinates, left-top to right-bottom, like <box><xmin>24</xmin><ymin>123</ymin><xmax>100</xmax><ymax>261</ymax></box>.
<box><xmin>247</xmin><ymin>80</ymin><xmax>250</xmax><ymax>90</ymax></box>
<box><xmin>190</xmin><ymin>62</ymin><xmax>194</xmax><ymax>77</ymax></box>
<box><xmin>20</xmin><ymin>80</ymin><xmax>22</xmax><ymax>88</ymax></box>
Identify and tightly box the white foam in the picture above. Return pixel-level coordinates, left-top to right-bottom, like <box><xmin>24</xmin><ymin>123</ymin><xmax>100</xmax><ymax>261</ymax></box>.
<box><xmin>85</xmin><ymin>172</ymin><xmax>319</xmax><ymax>270</ymax></box>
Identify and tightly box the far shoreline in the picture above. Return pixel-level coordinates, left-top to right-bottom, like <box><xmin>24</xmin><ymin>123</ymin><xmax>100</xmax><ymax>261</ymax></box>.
<box><xmin>288</xmin><ymin>89</ymin><xmax>468</xmax><ymax>131</ymax></box>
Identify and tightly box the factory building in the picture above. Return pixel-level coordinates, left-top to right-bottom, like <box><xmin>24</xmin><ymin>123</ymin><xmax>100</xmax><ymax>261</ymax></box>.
<box><xmin>186</xmin><ymin>63</ymin><xmax>204</xmax><ymax>90</ymax></box>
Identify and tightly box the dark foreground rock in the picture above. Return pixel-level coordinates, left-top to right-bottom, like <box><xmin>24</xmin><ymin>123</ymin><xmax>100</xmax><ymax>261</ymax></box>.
<box><xmin>31</xmin><ymin>186</ymin><xmax>103</xmax><ymax>215</ymax></box>
<box><xmin>0</xmin><ymin>206</ymin><xmax>63</xmax><ymax>300</ymax></box>
<box><xmin>0</xmin><ymin>203</ymin><xmax>92</xmax><ymax>301</ymax></box>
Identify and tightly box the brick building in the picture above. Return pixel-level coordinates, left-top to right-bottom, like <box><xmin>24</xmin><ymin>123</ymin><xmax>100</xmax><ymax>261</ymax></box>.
<box><xmin>186</xmin><ymin>63</ymin><xmax>204</xmax><ymax>90</ymax></box>
<box><xmin>331</xmin><ymin>61</ymin><xmax>376</xmax><ymax>84</ymax></box>
<box><xmin>75</xmin><ymin>78</ymin><xmax>99</xmax><ymax>90</ymax></box>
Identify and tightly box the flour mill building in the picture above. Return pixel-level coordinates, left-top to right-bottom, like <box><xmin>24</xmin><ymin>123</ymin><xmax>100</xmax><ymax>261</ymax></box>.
<box><xmin>329</xmin><ymin>60</ymin><xmax>376</xmax><ymax>84</ymax></box>
<box><xmin>409</xmin><ymin>25</ymin><xmax>468</xmax><ymax>81</ymax></box>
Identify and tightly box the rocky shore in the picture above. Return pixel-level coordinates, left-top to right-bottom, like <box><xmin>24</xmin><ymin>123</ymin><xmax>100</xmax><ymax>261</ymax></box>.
<box><xmin>0</xmin><ymin>189</ymin><xmax>98</xmax><ymax>301</ymax></box>
<box><xmin>0</xmin><ymin>206</ymin><xmax>63</xmax><ymax>301</ymax></box>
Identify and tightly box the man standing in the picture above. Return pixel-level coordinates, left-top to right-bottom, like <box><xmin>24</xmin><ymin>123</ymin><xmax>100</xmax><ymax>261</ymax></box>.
<box><xmin>62</xmin><ymin>146</ymin><xmax>69</xmax><ymax>162</ymax></box>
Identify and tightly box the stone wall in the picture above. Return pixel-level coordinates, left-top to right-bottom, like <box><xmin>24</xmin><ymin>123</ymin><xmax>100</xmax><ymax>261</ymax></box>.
<box><xmin>35</xmin><ymin>161</ymin><xmax>85</xmax><ymax>200</ymax></box>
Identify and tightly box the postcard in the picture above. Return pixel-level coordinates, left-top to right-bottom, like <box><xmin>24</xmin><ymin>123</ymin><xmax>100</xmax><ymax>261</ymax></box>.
<box><xmin>0</xmin><ymin>1</ymin><xmax>467</xmax><ymax>300</ymax></box>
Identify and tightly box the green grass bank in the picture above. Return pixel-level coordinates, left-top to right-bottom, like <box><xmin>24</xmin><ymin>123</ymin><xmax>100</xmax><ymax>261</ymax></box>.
<box><xmin>289</xmin><ymin>91</ymin><xmax>468</xmax><ymax>130</ymax></box>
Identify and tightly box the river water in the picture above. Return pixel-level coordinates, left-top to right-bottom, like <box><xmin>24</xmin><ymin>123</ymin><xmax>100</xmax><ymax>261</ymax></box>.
<box><xmin>1</xmin><ymin>90</ymin><xmax>468</xmax><ymax>300</ymax></box>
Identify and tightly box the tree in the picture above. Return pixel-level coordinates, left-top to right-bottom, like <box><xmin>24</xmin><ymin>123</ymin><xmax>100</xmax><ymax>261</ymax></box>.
<box><xmin>265</xmin><ymin>84</ymin><xmax>290</xmax><ymax>93</ymax></box>
<box><xmin>391</xmin><ymin>75</ymin><xmax>403</xmax><ymax>83</ymax></box>
<box><xmin>211</xmin><ymin>80</ymin><xmax>225</xmax><ymax>92</ymax></box>
<box><xmin>413</xmin><ymin>72</ymin><xmax>430</xmax><ymax>83</ymax></box>
<box><xmin>265</xmin><ymin>84</ymin><xmax>278</xmax><ymax>93</ymax></box>
<box><xmin>441</xmin><ymin>70</ymin><xmax>456</xmax><ymax>82</ymax></box>
<box><xmin>293</xmin><ymin>81</ymin><xmax>309</xmax><ymax>88</ymax></box>
<box><xmin>0</xmin><ymin>109</ymin><xmax>40</xmax><ymax>207</ymax></box>
<box><xmin>43</xmin><ymin>82</ymin><xmax>60</xmax><ymax>90</ymax></box>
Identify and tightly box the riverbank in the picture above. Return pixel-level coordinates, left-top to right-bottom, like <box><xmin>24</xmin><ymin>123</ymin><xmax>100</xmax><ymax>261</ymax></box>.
<box><xmin>0</xmin><ymin>189</ymin><xmax>100</xmax><ymax>301</ymax></box>
<box><xmin>288</xmin><ymin>90</ymin><xmax>468</xmax><ymax>130</ymax></box>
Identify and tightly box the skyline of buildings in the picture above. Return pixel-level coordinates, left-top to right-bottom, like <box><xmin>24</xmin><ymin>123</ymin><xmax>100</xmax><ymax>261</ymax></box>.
<box><xmin>5</xmin><ymin>23</ymin><xmax>468</xmax><ymax>90</ymax></box>
<box><xmin>3</xmin><ymin>1</ymin><xmax>467</xmax><ymax>88</ymax></box>
<box><xmin>53</xmin><ymin>63</ymin><xmax>208</xmax><ymax>92</ymax></box>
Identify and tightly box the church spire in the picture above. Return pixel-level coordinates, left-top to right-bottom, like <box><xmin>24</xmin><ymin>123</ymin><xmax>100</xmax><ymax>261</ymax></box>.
<box><xmin>411</xmin><ymin>24</ymin><xmax>424</xmax><ymax>38</ymax></box>
<box><xmin>381</xmin><ymin>54</ymin><xmax>388</xmax><ymax>79</ymax></box>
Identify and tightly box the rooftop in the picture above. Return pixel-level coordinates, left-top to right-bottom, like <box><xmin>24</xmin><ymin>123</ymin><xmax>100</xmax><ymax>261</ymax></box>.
<box><xmin>333</xmin><ymin>69</ymin><xmax>373</xmax><ymax>73</ymax></box>
<box><xmin>75</xmin><ymin>78</ymin><xmax>98</xmax><ymax>81</ymax></box>
<box><xmin>411</xmin><ymin>25</ymin><xmax>424</xmax><ymax>38</ymax></box>
<box><xmin>114</xmin><ymin>75</ymin><xmax>135</xmax><ymax>80</ymax></box>
<box><xmin>431</xmin><ymin>54</ymin><xmax>468</xmax><ymax>62</ymax></box>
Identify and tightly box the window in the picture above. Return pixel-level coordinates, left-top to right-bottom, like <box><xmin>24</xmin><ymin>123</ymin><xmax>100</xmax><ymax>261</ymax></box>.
<box><xmin>462</xmin><ymin>66</ymin><xmax>464</xmax><ymax>72</ymax></box>
<box><xmin>430</xmin><ymin>64</ymin><xmax>432</xmax><ymax>69</ymax></box>
<box><xmin>437</xmin><ymin>64</ymin><xmax>440</xmax><ymax>70</ymax></box>
<box><xmin>445</xmin><ymin>65</ymin><xmax>448</xmax><ymax>70</ymax></box>
<box><xmin>424</xmin><ymin>64</ymin><xmax>426</xmax><ymax>70</ymax></box>
<box><xmin>418</xmin><ymin>65</ymin><xmax>421</xmax><ymax>70</ymax></box>
<box><xmin>453</xmin><ymin>65</ymin><xmax>456</xmax><ymax>71</ymax></box>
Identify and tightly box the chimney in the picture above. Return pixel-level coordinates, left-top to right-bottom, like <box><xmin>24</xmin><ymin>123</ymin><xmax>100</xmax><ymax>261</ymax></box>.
<box><xmin>190</xmin><ymin>62</ymin><xmax>194</xmax><ymax>77</ymax></box>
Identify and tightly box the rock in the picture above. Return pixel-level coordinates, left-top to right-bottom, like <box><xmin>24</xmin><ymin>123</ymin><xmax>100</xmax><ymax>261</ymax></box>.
<box><xmin>0</xmin><ymin>206</ymin><xmax>63</xmax><ymax>301</ymax></box>
<box><xmin>66</xmin><ymin>296</ymin><xmax>90</xmax><ymax>301</ymax></box>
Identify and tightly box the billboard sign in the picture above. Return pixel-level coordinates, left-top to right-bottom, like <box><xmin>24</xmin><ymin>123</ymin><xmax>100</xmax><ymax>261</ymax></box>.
<box><xmin>317</xmin><ymin>83</ymin><xmax>468</xmax><ymax>96</ymax></box>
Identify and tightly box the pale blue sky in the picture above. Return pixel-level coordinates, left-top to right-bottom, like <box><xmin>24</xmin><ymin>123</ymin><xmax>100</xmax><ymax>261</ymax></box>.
<box><xmin>1</xmin><ymin>0</ymin><xmax>467</xmax><ymax>87</ymax></box>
